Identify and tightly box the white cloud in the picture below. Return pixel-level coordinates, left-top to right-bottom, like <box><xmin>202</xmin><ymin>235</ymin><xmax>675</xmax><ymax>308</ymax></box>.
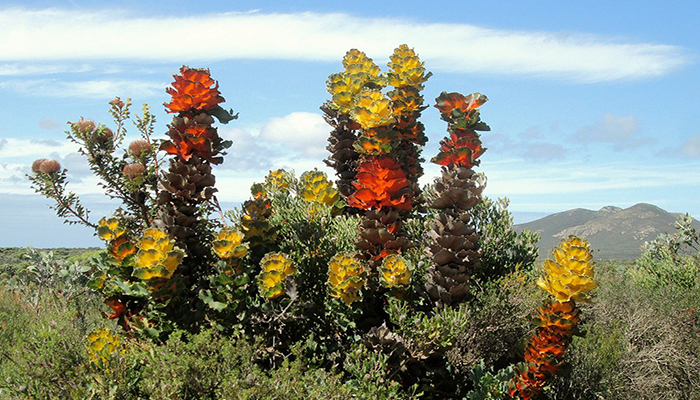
<box><xmin>259</xmin><ymin>112</ymin><xmax>329</xmax><ymax>158</ymax></box>
<box><xmin>0</xmin><ymin>78</ymin><xmax>165</xmax><ymax>98</ymax></box>
<box><xmin>0</xmin><ymin>137</ymin><xmax>79</xmax><ymax>160</ymax></box>
<box><xmin>0</xmin><ymin>8</ymin><xmax>688</xmax><ymax>82</ymax></box>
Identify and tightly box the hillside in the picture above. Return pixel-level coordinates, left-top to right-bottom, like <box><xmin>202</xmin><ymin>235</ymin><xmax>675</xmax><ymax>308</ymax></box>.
<box><xmin>515</xmin><ymin>203</ymin><xmax>700</xmax><ymax>260</ymax></box>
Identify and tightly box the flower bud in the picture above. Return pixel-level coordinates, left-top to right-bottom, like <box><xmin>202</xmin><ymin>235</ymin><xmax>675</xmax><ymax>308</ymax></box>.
<box><xmin>123</xmin><ymin>163</ymin><xmax>146</xmax><ymax>179</ymax></box>
<box><xmin>70</xmin><ymin>117</ymin><xmax>96</xmax><ymax>138</ymax></box>
<box><xmin>31</xmin><ymin>158</ymin><xmax>48</xmax><ymax>173</ymax></box>
<box><xmin>38</xmin><ymin>159</ymin><xmax>61</xmax><ymax>174</ymax></box>
<box><xmin>128</xmin><ymin>140</ymin><xmax>153</xmax><ymax>158</ymax></box>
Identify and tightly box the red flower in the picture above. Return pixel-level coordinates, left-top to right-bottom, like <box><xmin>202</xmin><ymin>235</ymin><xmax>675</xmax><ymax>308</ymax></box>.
<box><xmin>165</xmin><ymin>66</ymin><xmax>224</xmax><ymax>113</ymax></box>
<box><xmin>348</xmin><ymin>157</ymin><xmax>412</xmax><ymax>210</ymax></box>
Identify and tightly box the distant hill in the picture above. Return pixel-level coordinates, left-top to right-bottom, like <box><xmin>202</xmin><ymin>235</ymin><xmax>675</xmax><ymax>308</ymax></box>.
<box><xmin>514</xmin><ymin>203</ymin><xmax>700</xmax><ymax>260</ymax></box>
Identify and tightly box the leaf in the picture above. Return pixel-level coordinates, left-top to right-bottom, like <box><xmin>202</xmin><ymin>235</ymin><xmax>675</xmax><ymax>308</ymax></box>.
<box><xmin>199</xmin><ymin>289</ymin><xmax>228</xmax><ymax>311</ymax></box>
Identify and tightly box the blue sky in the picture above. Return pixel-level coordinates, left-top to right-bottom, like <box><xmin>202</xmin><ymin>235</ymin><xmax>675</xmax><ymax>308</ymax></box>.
<box><xmin>0</xmin><ymin>1</ymin><xmax>698</xmax><ymax>247</ymax></box>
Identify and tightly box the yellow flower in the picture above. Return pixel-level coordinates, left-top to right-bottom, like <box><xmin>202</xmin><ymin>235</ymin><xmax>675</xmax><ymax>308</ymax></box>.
<box><xmin>133</xmin><ymin>228</ymin><xmax>184</xmax><ymax>280</ymax></box>
<box><xmin>213</xmin><ymin>228</ymin><xmax>248</xmax><ymax>259</ymax></box>
<box><xmin>387</xmin><ymin>44</ymin><xmax>432</xmax><ymax>89</ymax></box>
<box><xmin>299</xmin><ymin>170</ymin><xmax>340</xmax><ymax>207</ymax></box>
<box><xmin>86</xmin><ymin>328</ymin><xmax>121</xmax><ymax>366</ymax></box>
<box><xmin>258</xmin><ymin>252</ymin><xmax>296</xmax><ymax>299</ymax></box>
<box><xmin>352</xmin><ymin>89</ymin><xmax>394</xmax><ymax>130</ymax></box>
<box><xmin>537</xmin><ymin>236</ymin><xmax>597</xmax><ymax>302</ymax></box>
<box><xmin>326</xmin><ymin>49</ymin><xmax>384</xmax><ymax>113</ymax></box>
<box><xmin>97</xmin><ymin>217</ymin><xmax>126</xmax><ymax>241</ymax></box>
<box><xmin>328</xmin><ymin>252</ymin><xmax>365</xmax><ymax>305</ymax></box>
<box><xmin>265</xmin><ymin>169</ymin><xmax>291</xmax><ymax>192</ymax></box>
<box><xmin>342</xmin><ymin>49</ymin><xmax>381</xmax><ymax>78</ymax></box>
<box><xmin>379</xmin><ymin>254</ymin><xmax>411</xmax><ymax>288</ymax></box>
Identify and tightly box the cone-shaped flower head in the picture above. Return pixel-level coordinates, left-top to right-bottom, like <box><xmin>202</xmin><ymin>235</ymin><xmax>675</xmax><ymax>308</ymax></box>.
<box><xmin>33</xmin><ymin>159</ymin><xmax>62</xmax><ymax>174</ymax></box>
<box><xmin>351</xmin><ymin>89</ymin><xmax>394</xmax><ymax>130</ymax></box>
<box><xmin>86</xmin><ymin>328</ymin><xmax>121</xmax><ymax>365</ymax></box>
<box><xmin>327</xmin><ymin>49</ymin><xmax>383</xmax><ymax>113</ymax></box>
<box><xmin>165</xmin><ymin>66</ymin><xmax>224</xmax><ymax>113</ymax></box>
<box><xmin>257</xmin><ymin>252</ymin><xmax>296</xmax><ymax>299</ymax></box>
<box><xmin>97</xmin><ymin>217</ymin><xmax>126</xmax><ymax>241</ymax></box>
<box><xmin>328</xmin><ymin>252</ymin><xmax>366</xmax><ymax>305</ymax></box>
<box><xmin>133</xmin><ymin>228</ymin><xmax>185</xmax><ymax>280</ymax></box>
<box><xmin>387</xmin><ymin>44</ymin><xmax>432</xmax><ymax>89</ymax></box>
<box><xmin>431</xmin><ymin>92</ymin><xmax>490</xmax><ymax>168</ymax></box>
<box><xmin>123</xmin><ymin>163</ymin><xmax>146</xmax><ymax>179</ymax></box>
<box><xmin>299</xmin><ymin>170</ymin><xmax>340</xmax><ymax>207</ymax></box>
<box><xmin>537</xmin><ymin>236</ymin><xmax>596</xmax><ymax>302</ymax></box>
<box><xmin>348</xmin><ymin>157</ymin><xmax>412</xmax><ymax>211</ymax></box>
<box><xmin>379</xmin><ymin>254</ymin><xmax>411</xmax><ymax>288</ymax></box>
<box><xmin>128</xmin><ymin>140</ymin><xmax>153</xmax><ymax>159</ymax></box>
<box><xmin>213</xmin><ymin>227</ymin><xmax>248</xmax><ymax>259</ymax></box>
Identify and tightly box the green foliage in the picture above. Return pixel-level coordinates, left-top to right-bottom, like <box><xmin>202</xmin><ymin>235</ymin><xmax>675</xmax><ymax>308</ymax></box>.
<box><xmin>466</xmin><ymin>360</ymin><xmax>516</xmax><ymax>400</ymax></box>
<box><xmin>472</xmin><ymin>197</ymin><xmax>540</xmax><ymax>279</ymax></box>
<box><xmin>633</xmin><ymin>214</ymin><xmax>700</xmax><ymax>291</ymax></box>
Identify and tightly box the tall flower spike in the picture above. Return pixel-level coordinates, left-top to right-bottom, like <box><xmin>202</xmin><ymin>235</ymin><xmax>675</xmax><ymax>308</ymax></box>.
<box><xmin>510</xmin><ymin>301</ymin><xmax>581</xmax><ymax>400</ymax></box>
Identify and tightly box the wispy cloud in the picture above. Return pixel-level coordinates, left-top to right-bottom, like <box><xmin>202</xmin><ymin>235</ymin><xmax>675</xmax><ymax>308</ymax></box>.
<box><xmin>681</xmin><ymin>135</ymin><xmax>700</xmax><ymax>158</ymax></box>
<box><xmin>0</xmin><ymin>8</ymin><xmax>688</xmax><ymax>82</ymax></box>
<box><xmin>483</xmin><ymin>159</ymin><xmax>700</xmax><ymax>197</ymax></box>
<box><xmin>574</xmin><ymin>113</ymin><xmax>647</xmax><ymax>150</ymax></box>
<box><xmin>0</xmin><ymin>78</ymin><xmax>165</xmax><ymax>98</ymax></box>
<box><xmin>0</xmin><ymin>62</ymin><xmax>93</xmax><ymax>76</ymax></box>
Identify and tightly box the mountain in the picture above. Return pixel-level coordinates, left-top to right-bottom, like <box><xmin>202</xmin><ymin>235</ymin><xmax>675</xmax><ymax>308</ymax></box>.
<box><xmin>514</xmin><ymin>203</ymin><xmax>700</xmax><ymax>260</ymax></box>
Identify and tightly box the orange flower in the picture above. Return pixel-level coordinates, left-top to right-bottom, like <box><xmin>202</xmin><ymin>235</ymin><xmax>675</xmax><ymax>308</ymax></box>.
<box><xmin>511</xmin><ymin>301</ymin><xmax>580</xmax><ymax>400</ymax></box>
<box><xmin>431</xmin><ymin>130</ymin><xmax>485</xmax><ymax>168</ymax></box>
<box><xmin>435</xmin><ymin>92</ymin><xmax>487</xmax><ymax>116</ymax></box>
<box><xmin>348</xmin><ymin>157</ymin><xmax>411</xmax><ymax>210</ymax></box>
<box><xmin>109</xmin><ymin>235</ymin><xmax>136</xmax><ymax>260</ymax></box>
<box><xmin>165</xmin><ymin>66</ymin><xmax>224</xmax><ymax>113</ymax></box>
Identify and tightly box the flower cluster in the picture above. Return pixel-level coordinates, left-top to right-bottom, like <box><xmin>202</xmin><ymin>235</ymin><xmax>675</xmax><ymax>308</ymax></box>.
<box><xmin>86</xmin><ymin>328</ymin><xmax>121</xmax><ymax>366</ymax></box>
<box><xmin>536</xmin><ymin>236</ymin><xmax>597</xmax><ymax>302</ymax></box>
<box><xmin>257</xmin><ymin>252</ymin><xmax>296</xmax><ymax>299</ymax></box>
<box><xmin>132</xmin><ymin>228</ymin><xmax>185</xmax><ymax>280</ymax></box>
<box><xmin>328</xmin><ymin>252</ymin><xmax>366</xmax><ymax>305</ymax></box>
<box><xmin>431</xmin><ymin>92</ymin><xmax>489</xmax><ymax>168</ymax></box>
<box><xmin>299</xmin><ymin>170</ymin><xmax>341</xmax><ymax>208</ymax></box>
<box><xmin>379</xmin><ymin>254</ymin><xmax>411</xmax><ymax>288</ymax></box>
<box><xmin>213</xmin><ymin>227</ymin><xmax>248</xmax><ymax>260</ymax></box>
<box><xmin>160</xmin><ymin>67</ymin><xmax>234</xmax><ymax>164</ymax></box>
<box><xmin>348</xmin><ymin>157</ymin><xmax>412</xmax><ymax>211</ymax></box>
<box><xmin>165</xmin><ymin>66</ymin><xmax>224</xmax><ymax>113</ymax></box>
<box><xmin>326</xmin><ymin>49</ymin><xmax>383</xmax><ymax>114</ymax></box>
<box><xmin>97</xmin><ymin>217</ymin><xmax>136</xmax><ymax>260</ymax></box>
